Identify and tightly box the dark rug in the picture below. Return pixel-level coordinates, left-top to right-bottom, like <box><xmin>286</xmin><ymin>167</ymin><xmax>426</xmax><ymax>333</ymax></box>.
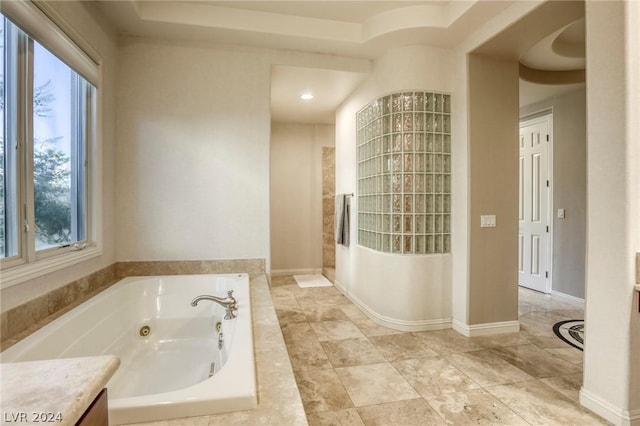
<box><xmin>553</xmin><ymin>320</ymin><xmax>584</xmax><ymax>351</ymax></box>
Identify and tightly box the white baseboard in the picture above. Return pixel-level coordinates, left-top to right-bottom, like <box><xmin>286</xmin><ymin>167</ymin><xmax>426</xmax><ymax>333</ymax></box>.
<box><xmin>271</xmin><ymin>268</ymin><xmax>322</xmax><ymax>276</ymax></box>
<box><xmin>580</xmin><ymin>388</ymin><xmax>640</xmax><ymax>426</ymax></box>
<box><xmin>333</xmin><ymin>280</ymin><xmax>452</xmax><ymax>332</ymax></box>
<box><xmin>551</xmin><ymin>290</ymin><xmax>585</xmax><ymax>309</ymax></box>
<box><xmin>452</xmin><ymin>319</ymin><xmax>520</xmax><ymax>337</ymax></box>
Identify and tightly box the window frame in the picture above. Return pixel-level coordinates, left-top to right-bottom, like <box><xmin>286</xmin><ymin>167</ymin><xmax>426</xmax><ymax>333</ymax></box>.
<box><xmin>2</xmin><ymin>17</ymin><xmax>23</xmax><ymax>266</ymax></box>
<box><xmin>1</xmin><ymin>3</ymin><xmax>102</xmax><ymax>289</ymax></box>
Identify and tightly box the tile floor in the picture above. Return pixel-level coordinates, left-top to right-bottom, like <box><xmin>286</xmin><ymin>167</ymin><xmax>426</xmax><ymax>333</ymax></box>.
<box><xmin>270</xmin><ymin>275</ymin><xmax>609</xmax><ymax>426</ymax></box>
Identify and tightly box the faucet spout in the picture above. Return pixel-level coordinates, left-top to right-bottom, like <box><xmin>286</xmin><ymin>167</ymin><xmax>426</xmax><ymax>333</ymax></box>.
<box><xmin>191</xmin><ymin>290</ymin><xmax>238</xmax><ymax>320</ymax></box>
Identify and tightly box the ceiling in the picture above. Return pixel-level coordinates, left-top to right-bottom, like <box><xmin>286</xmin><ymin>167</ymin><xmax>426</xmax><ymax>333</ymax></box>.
<box><xmin>468</xmin><ymin>0</ymin><xmax>586</xmax><ymax>107</ymax></box>
<box><xmin>95</xmin><ymin>1</ymin><xmax>513</xmax><ymax>58</ymax></box>
<box><xmin>519</xmin><ymin>80</ymin><xmax>584</xmax><ymax>108</ymax></box>
<box><xmin>270</xmin><ymin>66</ymin><xmax>368</xmax><ymax>124</ymax></box>
<box><xmin>203</xmin><ymin>1</ymin><xmax>450</xmax><ymax>24</ymax></box>
<box><xmin>95</xmin><ymin>0</ymin><xmax>586</xmax><ymax>123</ymax></box>
<box><xmin>520</xmin><ymin>18</ymin><xmax>585</xmax><ymax>71</ymax></box>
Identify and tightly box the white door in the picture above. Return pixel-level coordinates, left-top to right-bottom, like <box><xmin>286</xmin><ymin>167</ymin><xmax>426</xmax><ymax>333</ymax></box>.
<box><xmin>519</xmin><ymin>114</ymin><xmax>551</xmax><ymax>293</ymax></box>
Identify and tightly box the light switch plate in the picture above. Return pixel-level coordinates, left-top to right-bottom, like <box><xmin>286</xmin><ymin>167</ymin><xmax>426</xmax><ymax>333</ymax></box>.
<box><xmin>480</xmin><ymin>215</ymin><xmax>496</xmax><ymax>227</ymax></box>
<box><xmin>558</xmin><ymin>208</ymin><xmax>566</xmax><ymax>219</ymax></box>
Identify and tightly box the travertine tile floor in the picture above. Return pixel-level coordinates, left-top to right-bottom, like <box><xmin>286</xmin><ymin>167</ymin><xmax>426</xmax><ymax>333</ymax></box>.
<box><xmin>270</xmin><ymin>275</ymin><xmax>609</xmax><ymax>426</ymax></box>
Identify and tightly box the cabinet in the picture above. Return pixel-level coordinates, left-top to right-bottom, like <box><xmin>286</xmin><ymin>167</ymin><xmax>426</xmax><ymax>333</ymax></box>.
<box><xmin>76</xmin><ymin>389</ymin><xmax>108</xmax><ymax>426</ymax></box>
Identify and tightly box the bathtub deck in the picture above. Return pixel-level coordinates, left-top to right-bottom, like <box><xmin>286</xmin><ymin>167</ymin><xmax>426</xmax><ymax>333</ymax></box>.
<box><xmin>120</xmin><ymin>274</ymin><xmax>307</xmax><ymax>426</ymax></box>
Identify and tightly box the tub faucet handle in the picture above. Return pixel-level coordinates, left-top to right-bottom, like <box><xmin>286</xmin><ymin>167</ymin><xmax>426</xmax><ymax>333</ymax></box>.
<box><xmin>226</xmin><ymin>290</ymin><xmax>238</xmax><ymax>314</ymax></box>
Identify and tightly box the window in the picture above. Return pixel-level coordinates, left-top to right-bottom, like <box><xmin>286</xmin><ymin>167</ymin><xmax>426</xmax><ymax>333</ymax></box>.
<box><xmin>1</xmin><ymin>12</ymin><xmax>95</xmax><ymax>270</ymax></box>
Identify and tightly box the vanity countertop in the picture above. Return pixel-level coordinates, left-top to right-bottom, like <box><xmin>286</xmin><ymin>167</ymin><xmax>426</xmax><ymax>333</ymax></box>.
<box><xmin>0</xmin><ymin>355</ymin><xmax>119</xmax><ymax>426</ymax></box>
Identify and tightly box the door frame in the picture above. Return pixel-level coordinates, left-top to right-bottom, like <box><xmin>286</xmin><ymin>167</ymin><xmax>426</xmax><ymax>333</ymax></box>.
<box><xmin>519</xmin><ymin>109</ymin><xmax>554</xmax><ymax>293</ymax></box>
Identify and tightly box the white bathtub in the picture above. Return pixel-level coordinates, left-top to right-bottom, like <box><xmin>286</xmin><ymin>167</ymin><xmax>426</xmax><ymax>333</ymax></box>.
<box><xmin>0</xmin><ymin>273</ymin><xmax>257</xmax><ymax>425</ymax></box>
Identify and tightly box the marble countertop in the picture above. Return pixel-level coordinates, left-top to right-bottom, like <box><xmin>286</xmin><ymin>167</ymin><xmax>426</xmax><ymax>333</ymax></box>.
<box><xmin>0</xmin><ymin>355</ymin><xmax>120</xmax><ymax>426</ymax></box>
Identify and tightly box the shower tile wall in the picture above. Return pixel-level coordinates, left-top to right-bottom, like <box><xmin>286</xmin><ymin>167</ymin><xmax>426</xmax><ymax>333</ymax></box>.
<box><xmin>357</xmin><ymin>92</ymin><xmax>451</xmax><ymax>254</ymax></box>
<box><xmin>323</xmin><ymin>147</ymin><xmax>336</xmax><ymax>274</ymax></box>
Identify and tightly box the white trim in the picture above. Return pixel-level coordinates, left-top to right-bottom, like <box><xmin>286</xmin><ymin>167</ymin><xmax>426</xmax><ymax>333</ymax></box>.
<box><xmin>580</xmin><ymin>388</ymin><xmax>640</xmax><ymax>426</ymax></box>
<box><xmin>452</xmin><ymin>319</ymin><xmax>520</xmax><ymax>337</ymax></box>
<box><xmin>334</xmin><ymin>279</ymin><xmax>452</xmax><ymax>332</ymax></box>
<box><xmin>0</xmin><ymin>4</ymin><xmax>104</xmax><ymax>287</ymax></box>
<box><xmin>548</xmin><ymin>111</ymin><xmax>554</xmax><ymax>293</ymax></box>
<box><xmin>0</xmin><ymin>247</ymin><xmax>102</xmax><ymax>289</ymax></box>
<box><xmin>550</xmin><ymin>290</ymin><xmax>585</xmax><ymax>309</ymax></box>
<box><xmin>271</xmin><ymin>268</ymin><xmax>323</xmax><ymax>276</ymax></box>
<box><xmin>1</xmin><ymin>1</ymin><xmax>101</xmax><ymax>86</ymax></box>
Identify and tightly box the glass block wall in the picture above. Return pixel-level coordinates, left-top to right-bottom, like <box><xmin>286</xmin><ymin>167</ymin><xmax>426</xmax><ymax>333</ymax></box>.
<box><xmin>356</xmin><ymin>92</ymin><xmax>451</xmax><ymax>254</ymax></box>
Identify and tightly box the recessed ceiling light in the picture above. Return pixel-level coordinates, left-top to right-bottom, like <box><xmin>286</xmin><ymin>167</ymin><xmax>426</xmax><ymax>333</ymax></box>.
<box><xmin>300</xmin><ymin>93</ymin><xmax>314</xmax><ymax>100</ymax></box>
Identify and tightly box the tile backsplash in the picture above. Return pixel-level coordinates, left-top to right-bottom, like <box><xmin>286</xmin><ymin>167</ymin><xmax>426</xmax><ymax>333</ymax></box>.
<box><xmin>0</xmin><ymin>258</ymin><xmax>265</xmax><ymax>350</ymax></box>
<box><xmin>1</xmin><ymin>264</ymin><xmax>118</xmax><ymax>351</ymax></box>
<box><xmin>117</xmin><ymin>259</ymin><xmax>265</xmax><ymax>278</ymax></box>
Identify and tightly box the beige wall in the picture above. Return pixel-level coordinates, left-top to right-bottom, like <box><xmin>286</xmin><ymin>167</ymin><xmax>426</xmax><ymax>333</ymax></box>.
<box><xmin>450</xmin><ymin>2</ymin><xmax>542</xmax><ymax>330</ymax></box>
<box><xmin>1</xmin><ymin>2</ymin><xmax>119</xmax><ymax>312</ymax></box>
<box><xmin>467</xmin><ymin>54</ymin><xmax>520</xmax><ymax>325</ymax></box>
<box><xmin>451</xmin><ymin>0</ymin><xmax>582</xmax><ymax>331</ymax></box>
<box><xmin>270</xmin><ymin>123</ymin><xmax>335</xmax><ymax>274</ymax></box>
<box><xmin>115</xmin><ymin>39</ymin><xmax>368</xmax><ymax>274</ymax></box>
<box><xmin>116</xmin><ymin>38</ymin><xmax>272</xmax><ymax>265</ymax></box>
<box><xmin>581</xmin><ymin>1</ymin><xmax>640</xmax><ymax>423</ymax></box>
<box><xmin>520</xmin><ymin>88</ymin><xmax>587</xmax><ymax>300</ymax></box>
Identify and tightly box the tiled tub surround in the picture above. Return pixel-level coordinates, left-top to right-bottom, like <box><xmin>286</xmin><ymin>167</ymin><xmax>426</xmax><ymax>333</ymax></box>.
<box><xmin>0</xmin><ymin>259</ymin><xmax>265</xmax><ymax>349</ymax></box>
<box><xmin>116</xmin><ymin>259</ymin><xmax>266</xmax><ymax>279</ymax></box>
<box><xmin>270</xmin><ymin>275</ymin><xmax>608</xmax><ymax>426</ymax></box>
<box><xmin>1</xmin><ymin>264</ymin><xmax>119</xmax><ymax>351</ymax></box>
<box><xmin>357</xmin><ymin>91</ymin><xmax>451</xmax><ymax>254</ymax></box>
<box><xmin>121</xmin><ymin>275</ymin><xmax>307</xmax><ymax>425</ymax></box>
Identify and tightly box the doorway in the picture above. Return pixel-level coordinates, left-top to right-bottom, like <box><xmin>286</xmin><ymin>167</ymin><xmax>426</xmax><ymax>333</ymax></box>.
<box><xmin>518</xmin><ymin>113</ymin><xmax>552</xmax><ymax>294</ymax></box>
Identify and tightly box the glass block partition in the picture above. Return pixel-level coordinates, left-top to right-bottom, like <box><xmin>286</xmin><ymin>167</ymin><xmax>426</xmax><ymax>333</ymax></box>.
<box><xmin>356</xmin><ymin>91</ymin><xmax>451</xmax><ymax>254</ymax></box>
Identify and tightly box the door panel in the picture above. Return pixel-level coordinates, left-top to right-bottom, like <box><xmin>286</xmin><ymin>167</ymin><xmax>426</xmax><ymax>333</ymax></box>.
<box><xmin>519</xmin><ymin>156</ymin><xmax>525</xmax><ymax>221</ymax></box>
<box><xmin>518</xmin><ymin>233</ymin><xmax>525</xmax><ymax>273</ymax></box>
<box><xmin>519</xmin><ymin>115</ymin><xmax>551</xmax><ymax>293</ymax></box>
<box><xmin>532</xmin><ymin>153</ymin><xmax>541</xmax><ymax>221</ymax></box>
<box><xmin>531</xmin><ymin>234</ymin><xmax>540</xmax><ymax>275</ymax></box>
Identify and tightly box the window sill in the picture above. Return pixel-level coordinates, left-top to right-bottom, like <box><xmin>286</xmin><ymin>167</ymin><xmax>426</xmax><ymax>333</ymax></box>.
<box><xmin>0</xmin><ymin>247</ymin><xmax>102</xmax><ymax>290</ymax></box>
